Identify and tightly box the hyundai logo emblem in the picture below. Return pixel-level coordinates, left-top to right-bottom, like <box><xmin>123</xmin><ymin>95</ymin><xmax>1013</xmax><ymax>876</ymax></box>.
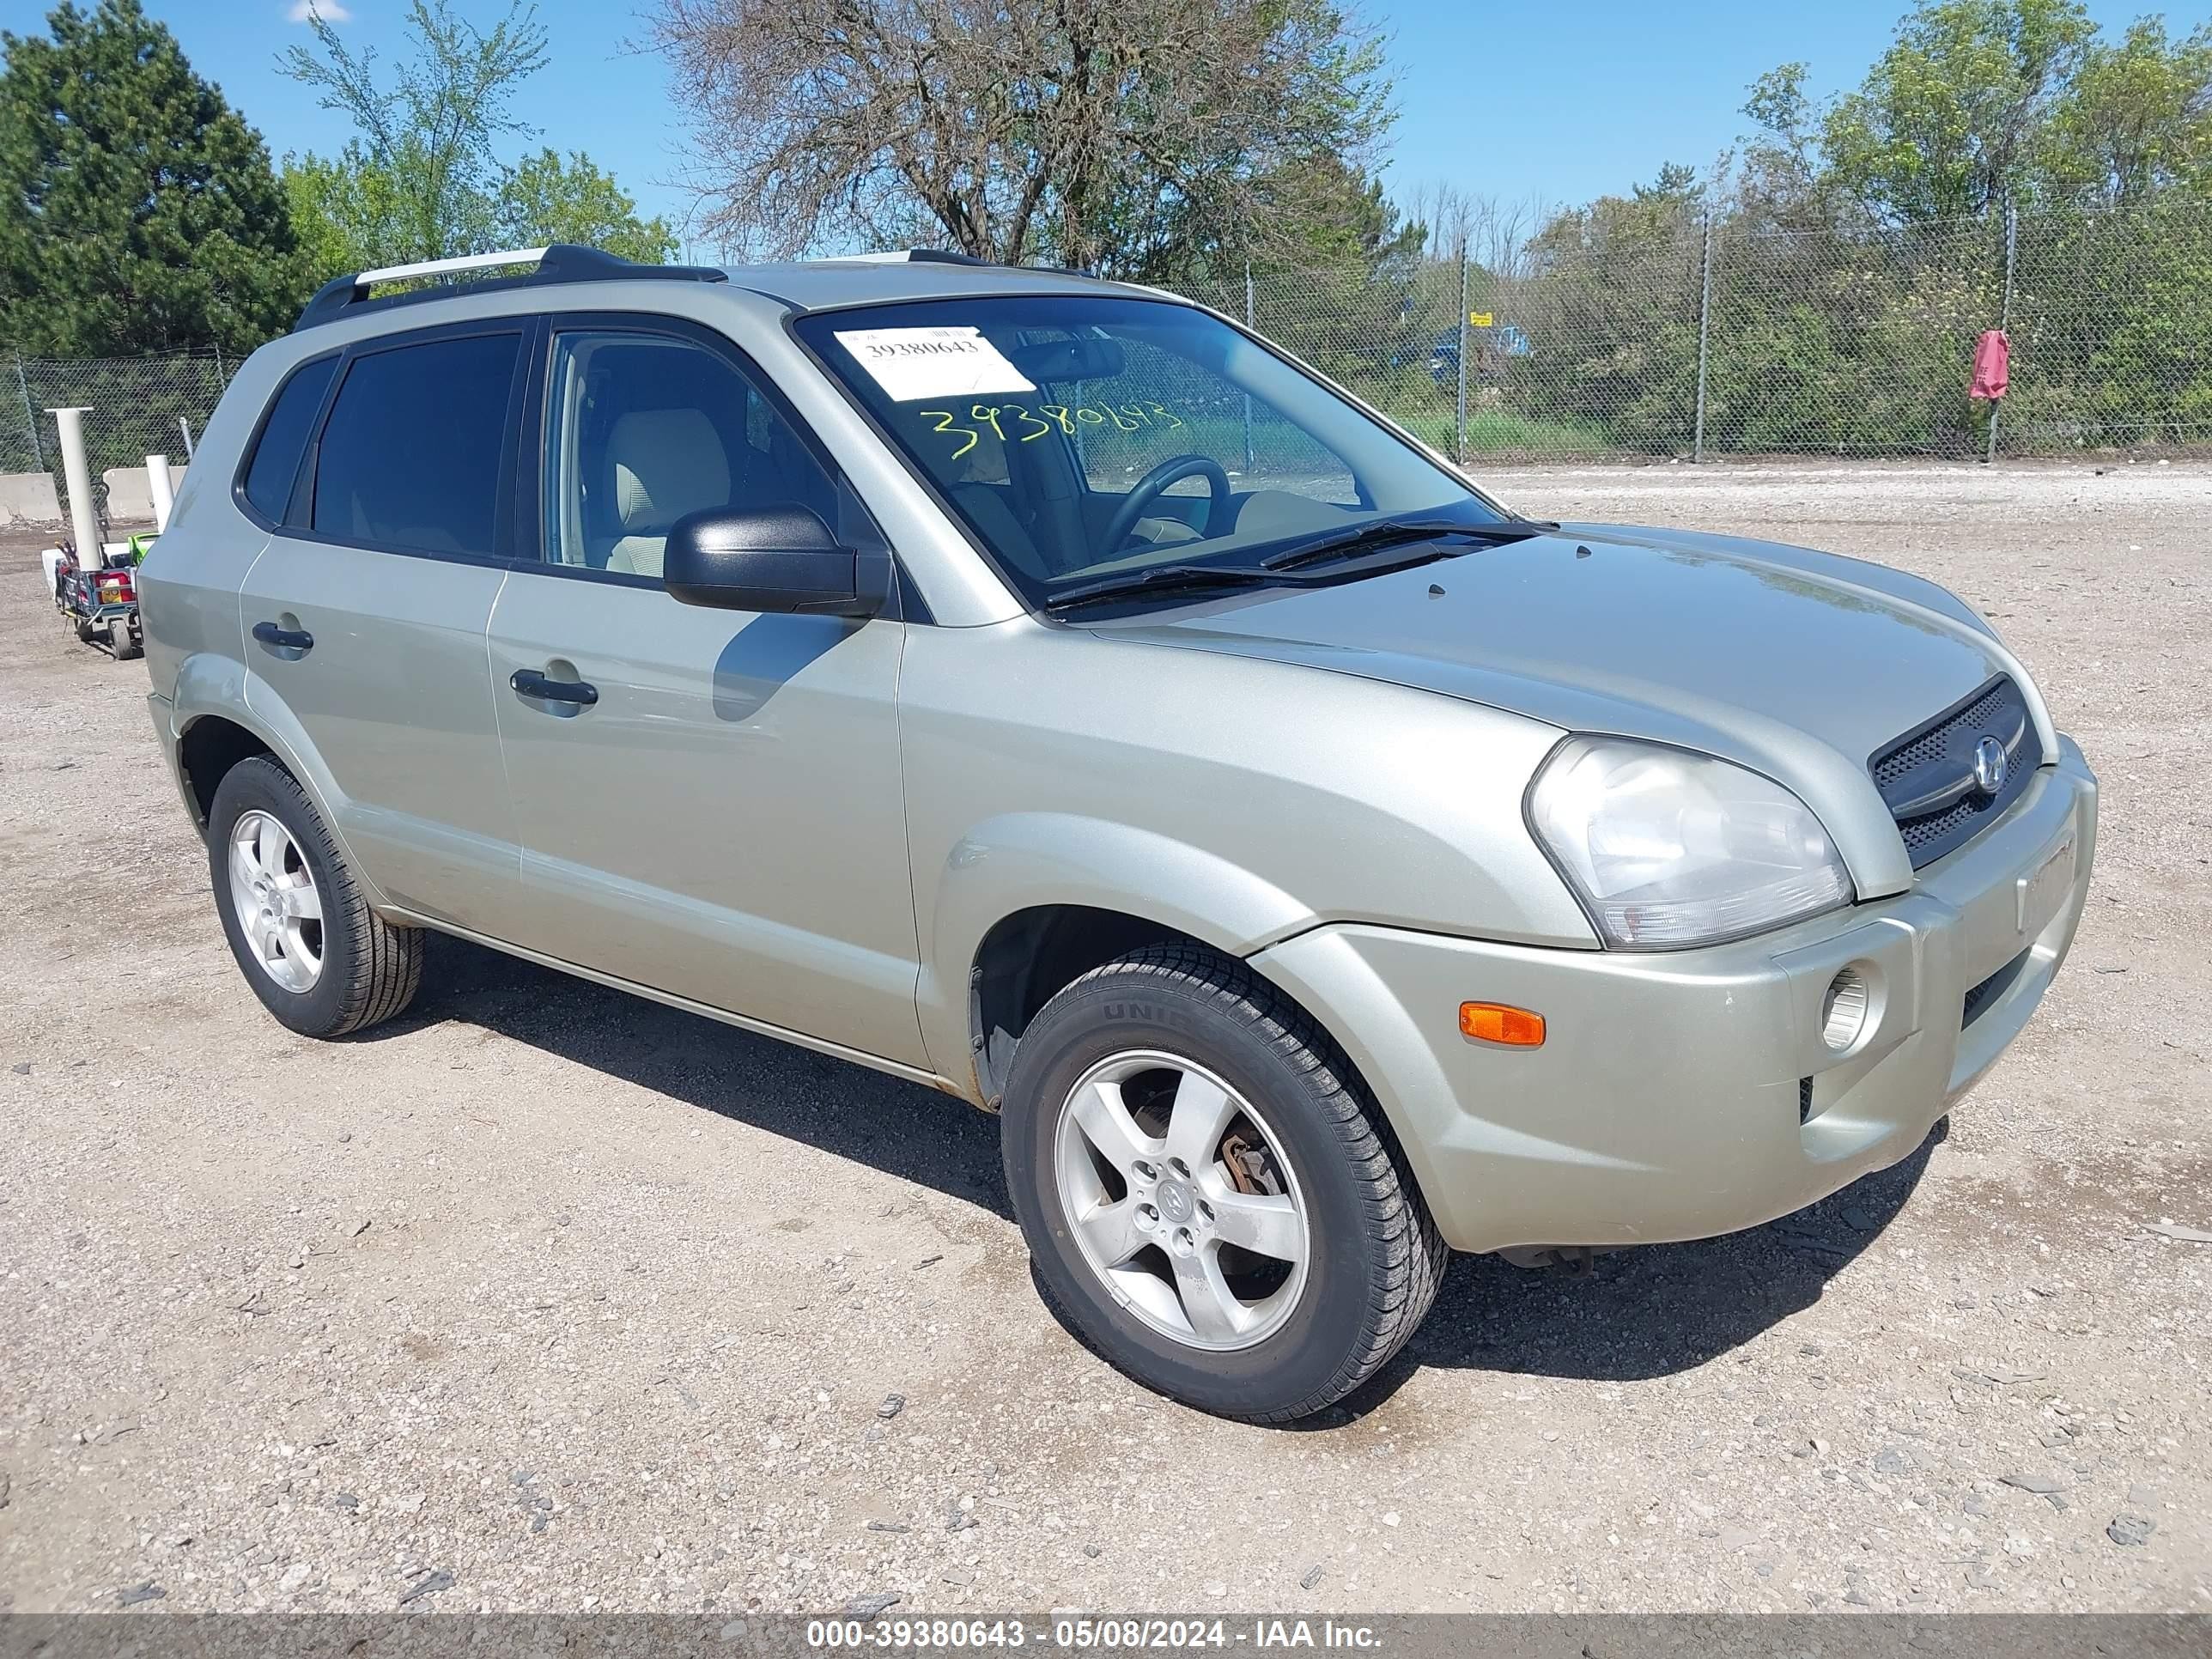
<box><xmin>1972</xmin><ymin>735</ymin><xmax>2008</xmax><ymax>795</ymax></box>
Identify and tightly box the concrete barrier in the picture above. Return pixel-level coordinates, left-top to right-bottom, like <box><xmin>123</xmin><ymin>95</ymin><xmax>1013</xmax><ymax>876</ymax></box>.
<box><xmin>102</xmin><ymin>463</ymin><xmax>186</xmax><ymax>525</ymax></box>
<box><xmin>0</xmin><ymin>471</ymin><xmax>63</xmax><ymax>526</ymax></box>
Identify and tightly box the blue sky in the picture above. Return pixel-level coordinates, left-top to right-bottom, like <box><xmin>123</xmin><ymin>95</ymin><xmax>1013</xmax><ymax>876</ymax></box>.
<box><xmin>17</xmin><ymin>0</ymin><xmax>2194</xmax><ymax>258</ymax></box>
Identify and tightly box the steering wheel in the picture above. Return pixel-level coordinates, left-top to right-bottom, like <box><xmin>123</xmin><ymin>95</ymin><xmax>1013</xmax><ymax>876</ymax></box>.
<box><xmin>1098</xmin><ymin>453</ymin><xmax>1233</xmax><ymax>555</ymax></box>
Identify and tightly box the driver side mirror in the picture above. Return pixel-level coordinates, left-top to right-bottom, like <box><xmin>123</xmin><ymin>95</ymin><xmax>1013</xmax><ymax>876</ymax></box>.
<box><xmin>663</xmin><ymin>505</ymin><xmax>883</xmax><ymax>617</ymax></box>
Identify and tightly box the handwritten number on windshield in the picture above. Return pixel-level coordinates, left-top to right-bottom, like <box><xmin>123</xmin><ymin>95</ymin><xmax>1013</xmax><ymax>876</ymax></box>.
<box><xmin>921</xmin><ymin>400</ymin><xmax>1186</xmax><ymax>453</ymax></box>
<box><xmin>920</xmin><ymin>410</ymin><xmax>977</xmax><ymax>459</ymax></box>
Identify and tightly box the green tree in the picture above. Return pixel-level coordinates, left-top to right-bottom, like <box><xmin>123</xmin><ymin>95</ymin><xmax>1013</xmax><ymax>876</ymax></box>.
<box><xmin>0</xmin><ymin>0</ymin><xmax>307</xmax><ymax>354</ymax></box>
<box><xmin>279</xmin><ymin>0</ymin><xmax>673</xmax><ymax>275</ymax></box>
<box><xmin>495</xmin><ymin>149</ymin><xmax>677</xmax><ymax>264</ymax></box>
<box><xmin>280</xmin><ymin>0</ymin><xmax>546</xmax><ymax>264</ymax></box>
<box><xmin>1819</xmin><ymin>0</ymin><xmax>2097</xmax><ymax>222</ymax></box>
<box><xmin>2042</xmin><ymin>18</ymin><xmax>2212</xmax><ymax>206</ymax></box>
<box><xmin>1511</xmin><ymin>167</ymin><xmax>1709</xmax><ymax>450</ymax></box>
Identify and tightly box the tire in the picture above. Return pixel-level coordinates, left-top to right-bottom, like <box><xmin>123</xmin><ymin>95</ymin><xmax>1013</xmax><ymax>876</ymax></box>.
<box><xmin>207</xmin><ymin>757</ymin><xmax>422</xmax><ymax>1037</ymax></box>
<box><xmin>74</xmin><ymin>617</ymin><xmax>96</xmax><ymax>643</ymax></box>
<box><xmin>111</xmin><ymin>623</ymin><xmax>143</xmax><ymax>661</ymax></box>
<box><xmin>1000</xmin><ymin>944</ymin><xmax>1446</xmax><ymax>1423</ymax></box>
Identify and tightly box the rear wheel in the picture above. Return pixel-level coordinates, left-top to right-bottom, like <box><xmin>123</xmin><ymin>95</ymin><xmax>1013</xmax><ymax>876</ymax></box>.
<box><xmin>207</xmin><ymin>757</ymin><xmax>422</xmax><ymax>1037</ymax></box>
<box><xmin>110</xmin><ymin>620</ymin><xmax>143</xmax><ymax>661</ymax></box>
<box><xmin>1001</xmin><ymin>945</ymin><xmax>1445</xmax><ymax>1423</ymax></box>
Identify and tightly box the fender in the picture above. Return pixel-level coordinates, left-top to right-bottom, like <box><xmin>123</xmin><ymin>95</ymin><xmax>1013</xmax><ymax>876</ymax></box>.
<box><xmin>915</xmin><ymin>811</ymin><xmax>1318</xmax><ymax>1087</ymax></box>
<box><xmin>169</xmin><ymin>650</ymin><xmax>393</xmax><ymax>910</ymax></box>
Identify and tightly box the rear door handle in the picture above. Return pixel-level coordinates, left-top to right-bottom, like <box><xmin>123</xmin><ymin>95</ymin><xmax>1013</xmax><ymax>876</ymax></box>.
<box><xmin>510</xmin><ymin>668</ymin><xmax>599</xmax><ymax>707</ymax></box>
<box><xmin>252</xmin><ymin>621</ymin><xmax>313</xmax><ymax>653</ymax></box>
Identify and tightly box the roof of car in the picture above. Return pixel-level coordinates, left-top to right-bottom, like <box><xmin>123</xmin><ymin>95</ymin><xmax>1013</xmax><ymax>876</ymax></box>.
<box><xmin>722</xmin><ymin>256</ymin><xmax>1168</xmax><ymax>312</ymax></box>
<box><xmin>290</xmin><ymin>245</ymin><xmax>1187</xmax><ymax>335</ymax></box>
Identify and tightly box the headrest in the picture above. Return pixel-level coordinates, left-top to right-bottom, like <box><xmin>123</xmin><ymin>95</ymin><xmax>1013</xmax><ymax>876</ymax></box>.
<box><xmin>610</xmin><ymin>409</ymin><xmax>731</xmax><ymax>532</ymax></box>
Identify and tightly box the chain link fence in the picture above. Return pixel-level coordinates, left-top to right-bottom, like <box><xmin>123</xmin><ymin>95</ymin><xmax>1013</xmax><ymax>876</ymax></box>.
<box><xmin>2</xmin><ymin>348</ymin><xmax>228</xmax><ymax>528</ymax></box>
<box><xmin>1233</xmin><ymin>194</ymin><xmax>2212</xmax><ymax>464</ymax></box>
<box><xmin>3</xmin><ymin>194</ymin><xmax>2208</xmax><ymax>514</ymax></box>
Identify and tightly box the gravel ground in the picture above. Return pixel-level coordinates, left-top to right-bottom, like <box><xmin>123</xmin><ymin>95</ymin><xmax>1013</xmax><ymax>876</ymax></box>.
<box><xmin>1</xmin><ymin>461</ymin><xmax>2206</xmax><ymax>1618</ymax></box>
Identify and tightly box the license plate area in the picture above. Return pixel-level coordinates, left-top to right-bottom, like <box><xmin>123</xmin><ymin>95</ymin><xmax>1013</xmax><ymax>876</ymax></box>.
<box><xmin>2016</xmin><ymin>836</ymin><xmax>2075</xmax><ymax>935</ymax></box>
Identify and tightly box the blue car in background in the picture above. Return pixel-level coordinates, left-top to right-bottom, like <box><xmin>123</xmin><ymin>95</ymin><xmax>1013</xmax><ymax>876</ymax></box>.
<box><xmin>1428</xmin><ymin>322</ymin><xmax>1531</xmax><ymax>386</ymax></box>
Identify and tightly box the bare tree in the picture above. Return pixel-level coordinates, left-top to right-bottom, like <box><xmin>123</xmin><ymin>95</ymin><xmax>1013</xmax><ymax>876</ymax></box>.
<box><xmin>644</xmin><ymin>0</ymin><xmax>1390</xmax><ymax>276</ymax></box>
<box><xmin>1401</xmin><ymin>183</ymin><xmax>1547</xmax><ymax>278</ymax></box>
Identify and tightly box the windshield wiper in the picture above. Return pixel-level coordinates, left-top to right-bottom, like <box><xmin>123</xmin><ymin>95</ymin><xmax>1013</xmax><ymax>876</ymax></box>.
<box><xmin>1041</xmin><ymin>562</ymin><xmax>1282</xmax><ymax>611</ymax></box>
<box><xmin>1040</xmin><ymin>518</ymin><xmax>1562</xmax><ymax>612</ymax></box>
<box><xmin>1261</xmin><ymin>516</ymin><xmax>1558</xmax><ymax>572</ymax></box>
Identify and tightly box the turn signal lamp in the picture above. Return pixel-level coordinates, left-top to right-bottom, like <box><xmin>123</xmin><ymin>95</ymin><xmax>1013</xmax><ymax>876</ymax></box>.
<box><xmin>1460</xmin><ymin>1001</ymin><xmax>1546</xmax><ymax>1047</ymax></box>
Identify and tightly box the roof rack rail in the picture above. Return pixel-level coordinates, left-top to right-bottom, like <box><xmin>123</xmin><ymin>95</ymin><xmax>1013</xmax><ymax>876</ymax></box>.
<box><xmin>805</xmin><ymin>248</ymin><xmax>1097</xmax><ymax>277</ymax></box>
<box><xmin>804</xmin><ymin>248</ymin><xmax>991</xmax><ymax>266</ymax></box>
<box><xmin>293</xmin><ymin>243</ymin><xmax>728</xmax><ymax>332</ymax></box>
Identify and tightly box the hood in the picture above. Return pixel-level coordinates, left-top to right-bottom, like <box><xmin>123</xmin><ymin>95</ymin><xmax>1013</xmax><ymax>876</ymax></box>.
<box><xmin>1094</xmin><ymin>523</ymin><xmax>2055</xmax><ymax>899</ymax></box>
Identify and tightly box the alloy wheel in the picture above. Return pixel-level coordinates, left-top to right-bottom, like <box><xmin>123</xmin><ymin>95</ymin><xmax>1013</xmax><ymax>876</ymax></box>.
<box><xmin>1054</xmin><ymin>1050</ymin><xmax>1310</xmax><ymax>1351</ymax></box>
<box><xmin>227</xmin><ymin>810</ymin><xmax>325</xmax><ymax>994</ymax></box>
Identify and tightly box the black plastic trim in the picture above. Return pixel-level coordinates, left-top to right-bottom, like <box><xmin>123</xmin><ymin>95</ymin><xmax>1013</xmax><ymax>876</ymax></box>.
<box><xmin>1868</xmin><ymin>674</ymin><xmax>2044</xmax><ymax>870</ymax></box>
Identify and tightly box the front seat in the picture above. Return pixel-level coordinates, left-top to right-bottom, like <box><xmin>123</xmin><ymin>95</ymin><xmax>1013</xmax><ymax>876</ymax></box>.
<box><xmin>601</xmin><ymin>409</ymin><xmax>732</xmax><ymax>579</ymax></box>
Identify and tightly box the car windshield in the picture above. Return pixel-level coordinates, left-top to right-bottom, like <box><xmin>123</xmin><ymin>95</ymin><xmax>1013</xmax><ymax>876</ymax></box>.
<box><xmin>793</xmin><ymin>294</ymin><xmax>1507</xmax><ymax>608</ymax></box>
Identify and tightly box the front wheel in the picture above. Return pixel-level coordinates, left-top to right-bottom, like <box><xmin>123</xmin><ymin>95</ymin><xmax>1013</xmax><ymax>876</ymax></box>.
<box><xmin>1000</xmin><ymin>945</ymin><xmax>1445</xmax><ymax>1422</ymax></box>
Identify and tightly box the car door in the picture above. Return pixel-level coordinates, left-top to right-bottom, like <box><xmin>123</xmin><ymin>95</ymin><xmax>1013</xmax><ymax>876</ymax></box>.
<box><xmin>484</xmin><ymin>316</ymin><xmax>927</xmax><ymax>1066</ymax></box>
<box><xmin>240</xmin><ymin>319</ymin><xmax>531</xmax><ymax>932</ymax></box>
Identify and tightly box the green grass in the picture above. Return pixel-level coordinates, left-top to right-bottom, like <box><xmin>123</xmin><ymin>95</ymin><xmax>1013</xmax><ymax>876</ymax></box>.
<box><xmin>1393</xmin><ymin>406</ymin><xmax>1618</xmax><ymax>456</ymax></box>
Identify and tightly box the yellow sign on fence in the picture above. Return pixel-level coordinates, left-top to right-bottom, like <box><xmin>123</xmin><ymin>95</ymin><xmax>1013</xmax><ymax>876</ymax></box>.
<box><xmin>1468</xmin><ymin>312</ymin><xmax>1494</xmax><ymax>327</ymax></box>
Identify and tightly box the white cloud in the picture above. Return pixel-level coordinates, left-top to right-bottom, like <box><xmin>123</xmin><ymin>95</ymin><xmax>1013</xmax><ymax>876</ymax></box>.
<box><xmin>288</xmin><ymin>0</ymin><xmax>353</xmax><ymax>21</ymax></box>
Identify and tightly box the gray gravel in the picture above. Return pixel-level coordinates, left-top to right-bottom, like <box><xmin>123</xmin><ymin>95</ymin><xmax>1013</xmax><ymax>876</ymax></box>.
<box><xmin>0</xmin><ymin>461</ymin><xmax>2207</xmax><ymax>1614</ymax></box>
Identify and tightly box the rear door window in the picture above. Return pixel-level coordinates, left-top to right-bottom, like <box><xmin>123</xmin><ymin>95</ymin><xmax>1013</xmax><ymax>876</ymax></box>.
<box><xmin>240</xmin><ymin>355</ymin><xmax>337</xmax><ymax>523</ymax></box>
<box><xmin>310</xmin><ymin>331</ymin><xmax>524</xmax><ymax>558</ymax></box>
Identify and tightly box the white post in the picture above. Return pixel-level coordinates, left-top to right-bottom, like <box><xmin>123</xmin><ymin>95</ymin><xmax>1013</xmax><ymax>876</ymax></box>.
<box><xmin>145</xmin><ymin>454</ymin><xmax>175</xmax><ymax>532</ymax></box>
<box><xmin>47</xmin><ymin>405</ymin><xmax>99</xmax><ymax>564</ymax></box>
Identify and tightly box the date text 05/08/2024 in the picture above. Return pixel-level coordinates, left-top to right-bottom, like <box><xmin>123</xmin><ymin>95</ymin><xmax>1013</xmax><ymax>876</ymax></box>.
<box><xmin>805</xmin><ymin>1618</ymin><xmax>1384</xmax><ymax>1650</ymax></box>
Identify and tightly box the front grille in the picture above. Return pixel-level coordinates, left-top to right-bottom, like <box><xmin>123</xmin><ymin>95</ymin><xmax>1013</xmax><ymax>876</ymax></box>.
<box><xmin>1869</xmin><ymin>675</ymin><xmax>2041</xmax><ymax>869</ymax></box>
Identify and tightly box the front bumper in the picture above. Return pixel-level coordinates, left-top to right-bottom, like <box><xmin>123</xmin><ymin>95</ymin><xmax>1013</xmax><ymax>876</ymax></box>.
<box><xmin>1251</xmin><ymin>737</ymin><xmax>2099</xmax><ymax>1255</ymax></box>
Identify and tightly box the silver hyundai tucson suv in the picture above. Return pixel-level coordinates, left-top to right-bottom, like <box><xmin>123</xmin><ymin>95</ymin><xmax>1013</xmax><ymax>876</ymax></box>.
<box><xmin>139</xmin><ymin>245</ymin><xmax>2098</xmax><ymax>1422</ymax></box>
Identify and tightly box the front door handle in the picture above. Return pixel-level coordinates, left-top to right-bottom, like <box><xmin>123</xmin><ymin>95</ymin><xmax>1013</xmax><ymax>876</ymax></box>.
<box><xmin>510</xmin><ymin>667</ymin><xmax>599</xmax><ymax>707</ymax></box>
<box><xmin>252</xmin><ymin>620</ymin><xmax>313</xmax><ymax>653</ymax></box>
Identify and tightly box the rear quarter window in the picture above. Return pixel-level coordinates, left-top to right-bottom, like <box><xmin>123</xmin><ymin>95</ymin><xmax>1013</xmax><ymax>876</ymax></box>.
<box><xmin>310</xmin><ymin>331</ymin><xmax>523</xmax><ymax>559</ymax></box>
<box><xmin>240</xmin><ymin>355</ymin><xmax>338</xmax><ymax>523</ymax></box>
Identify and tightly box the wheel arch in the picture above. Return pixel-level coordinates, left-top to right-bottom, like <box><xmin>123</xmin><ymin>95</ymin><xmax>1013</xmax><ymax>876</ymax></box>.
<box><xmin>919</xmin><ymin>813</ymin><xmax>1322</xmax><ymax>1103</ymax></box>
<box><xmin>176</xmin><ymin>713</ymin><xmax>277</xmax><ymax>828</ymax></box>
<box><xmin>169</xmin><ymin>655</ymin><xmax>365</xmax><ymax>884</ymax></box>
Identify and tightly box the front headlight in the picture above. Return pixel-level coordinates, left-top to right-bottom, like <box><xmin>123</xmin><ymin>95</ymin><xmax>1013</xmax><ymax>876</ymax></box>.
<box><xmin>1528</xmin><ymin>737</ymin><xmax>1853</xmax><ymax>950</ymax></box>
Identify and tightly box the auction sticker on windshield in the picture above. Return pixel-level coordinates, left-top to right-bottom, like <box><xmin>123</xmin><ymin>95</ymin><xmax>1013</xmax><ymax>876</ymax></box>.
<box><xmin>834</xmin><ymin>326</ymin><xmax>1037</xmax><ymax>401</ymax></box>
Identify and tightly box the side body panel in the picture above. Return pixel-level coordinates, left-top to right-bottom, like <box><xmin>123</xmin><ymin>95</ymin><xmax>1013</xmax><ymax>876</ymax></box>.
<box><xmin>239</xmin><ymin>538</ymin><xmax>521</xmax><ymax>927</ymax></box>
<box><xmin>484</xmin><ymin>571</ymin><xmax>927</xmax><ymax>1067</ymax></box>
